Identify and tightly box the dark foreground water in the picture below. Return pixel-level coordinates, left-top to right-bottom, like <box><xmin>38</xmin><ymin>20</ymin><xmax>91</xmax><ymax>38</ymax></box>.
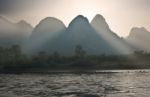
<box><xmin>0</xmin><ymin>70</ymin><xmax>150</xmax><ymax>97</ymax></box>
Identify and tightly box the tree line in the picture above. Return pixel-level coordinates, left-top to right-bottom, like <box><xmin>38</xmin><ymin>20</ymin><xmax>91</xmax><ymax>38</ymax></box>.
<box><xmin>0</xmin><ymin>45</ymin><xmax>150</xmax><ymax>72</ymax></box>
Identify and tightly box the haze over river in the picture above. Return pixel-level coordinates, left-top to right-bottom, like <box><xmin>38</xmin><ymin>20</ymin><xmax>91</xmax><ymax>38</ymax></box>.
<box><xmin>0</xmin><ymin>70</ymin><xmax>150</xmax><ymax>97</ymax></box>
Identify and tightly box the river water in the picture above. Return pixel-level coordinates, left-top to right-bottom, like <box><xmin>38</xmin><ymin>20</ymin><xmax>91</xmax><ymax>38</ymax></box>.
<box><xmin>0</xmin><ymin>70</ymin><xmax>150</xmax><ymax>97</ymax></box>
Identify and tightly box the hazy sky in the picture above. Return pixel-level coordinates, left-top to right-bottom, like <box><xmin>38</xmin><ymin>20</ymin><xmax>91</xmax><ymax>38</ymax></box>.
<box><xmin>0</xmin><ymin>0</ymin><xmax>150</xmax><ymax>37</ymax></box>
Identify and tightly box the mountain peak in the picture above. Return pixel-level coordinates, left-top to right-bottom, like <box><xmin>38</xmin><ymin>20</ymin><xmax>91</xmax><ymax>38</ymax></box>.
<box><xmin>69</xmin><ymin>15</ymin><xmax>89</xmax><ymax>27</ymax></box>
<box><xmin>74</xmin><ymin>15</ymin><xmax>87</xmax><ymax>20</ymax></box>
<box><xmin>17</xmin><ymin>20</ymin><xmax>29</xmax><ymax>25</ymax></box>
<box><xmin>71</xmin><ymin>15</ymin><xmax>88</xmax><ymax>22</ymax></box>
<box><xmin>17</xmin><ymin>20</ymin><xmax>33</xmax><ymax>29</ymax></box>
<box><xmin>92</xmin><ymin>14</ymin><xmax>106</xmax><ymax>22</ymax></box>
<box><xmin>129</xmin><ymin>27</ymin><xmax>150</xmax><ymax>38</ymax></box>
<box><xmin>0</xmin><ymin>16</ymin><xmax>14</xmax><ymax>25</ymax></box>
<box><xmin>131</xmin><ymin>27</ymin><xmax>148</xmax><ymax>33</ymax></box>
<box><xmin>33</xmin><ymin>17</ymin><xmax>66</xmax><ymax>33</ymax></box>
<box><xmin>127</xmin><ymin>27</ymin><xmax>150</xmax><ymax>51</ymax></box>
<box><xmin>0</xmin><ymin>16</ymin><xmax>6</xmax><ymax>20</ymax></box>
<box><xmin>93</xmin><ymin>14</ymin><xmax>105</xmax><ymax>20</ymax></box>
<box><xmin>31</xmin><ymin>17</ymin><xmax>66</xmax><ymax>39</ymax></box>
<box><xmin>41</xmin><ymin>17</ymin><xmax>61</xmax><ymax>22</ymax></box>
<box><xmin>91</xmin><ymin>14</ymin><xmax>111</xmax><ymax>34</ymax></box>
<box><xmin>0</xmin><ymin>16</ymin><xmax>9</xmax><ymax>21</ymax></box>
<box><xmin>38</xmin><ymin>17</ymin><xmax>66</xmax><ymax>27</ymax></box>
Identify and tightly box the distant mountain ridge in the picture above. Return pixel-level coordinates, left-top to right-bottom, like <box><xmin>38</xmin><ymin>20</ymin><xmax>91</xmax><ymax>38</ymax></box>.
<box><xmin>0</xmin><ymin>15</ymin><xmax>150</xmax><ymax>55</ymax></box>
<box><xmin>26</xmin><ymin>14</ymin><xmax>134</xmax><ymax>55</ymax></box>
<box><xmin>0</xmin><ymin>16</ymin><xmax>33</xmax><ymax>47</ymax></box>
<box><xmin>91</xmin><ymin>14</ymin><xmax>133</xmax><ymax>54</ymax></box>
<box><xmin>25</xmin><ymin>17</ymin><xmax>66</xmax><ymax>53</ymax></box>
<box><xmin>126</xmin><ymin>27</ymin><xmax>150</xmax><ymax>52</ymax></box>
<box><xmin>43</xmin><ymin>15</ymin><xmax>116</xmax><ymax>55</ymax></box>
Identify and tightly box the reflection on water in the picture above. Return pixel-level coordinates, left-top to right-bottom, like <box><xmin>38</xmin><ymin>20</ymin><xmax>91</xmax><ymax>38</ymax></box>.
<box><xmin>0</xmin><ymin>70</ymin><xmax>150</xmax><ymax>97</ymax></box>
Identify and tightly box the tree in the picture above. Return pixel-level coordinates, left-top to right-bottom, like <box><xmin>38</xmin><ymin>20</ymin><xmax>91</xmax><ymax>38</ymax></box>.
<box><xmin>11</xmin><ymin>45</ymin><xmax>22</xmax><ymax>57</ymax></box>
<box><xmin>134</xmin><ymin>50</ymin><xmax>144</xmax><ymax>55</ymax></box>
<box><xmin>51</xmin><ymin>51</ymin><xmax>62</xmax><ymax>63</ymax></box>
<box><xmin>74</xmin><ymin>45</ymin><xmax>86</xmax><ymax>58</ymax></box>
<box><xmin>52</xmin><ymin>51</ymin><xmax>60</xmax><ymax>59</ymax></box>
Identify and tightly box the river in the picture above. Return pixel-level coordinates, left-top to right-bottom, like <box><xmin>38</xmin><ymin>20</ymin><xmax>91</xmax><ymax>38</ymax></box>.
<box><xmin>0</xmin><ymin>70</ymin><xmax>150</xmax><ymax>97</ymax></box>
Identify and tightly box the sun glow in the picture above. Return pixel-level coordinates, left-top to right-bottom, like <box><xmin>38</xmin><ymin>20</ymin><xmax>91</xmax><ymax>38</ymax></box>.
<box><xmin>6</xmin><ymin>0</ymin><xmax>150</xmax><ymax>37</ymax></box>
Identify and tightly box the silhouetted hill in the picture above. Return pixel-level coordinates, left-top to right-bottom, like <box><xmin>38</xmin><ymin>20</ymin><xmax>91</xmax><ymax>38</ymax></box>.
<box><xmin>0</xmin><ymin>16</ymin><xmax>33</xmax><ymax>47</ymax></box>
<box><xmin>0</xmin><ymin>15</ymin><xmax>139</xmax><ymax>55</ymax></box>
<box><xmin>46</xmin><ymin>15</ymin><xmax>114</xmax><ymax>55</ymax></box>
<box><xmin>16</xmin><ymin>20</ymin><xmax>33</xmax><ymax>37</ymax></box>
<box><xmin>26</xmin><ymin>15</ymin><xmax>134</xmax><ymax>55</ymax></box>
<box><xmin>26</xmin><ymin>17</ymin><xmax>66</xmax><ymax>53</ymax></box>
<box><xmin>126</xmin><ymin>27</ymin><xmax>150</xmax><ymax>52</ymax></box>
<box><xmin>56</xmin><ymin>15</ymin><xmax>117</xmax><ymax>55</ymax></box>
<box><xmin>91</xmin><ymin>14</ymin><xmax>133</xmax><ymax>54</ymax></box>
